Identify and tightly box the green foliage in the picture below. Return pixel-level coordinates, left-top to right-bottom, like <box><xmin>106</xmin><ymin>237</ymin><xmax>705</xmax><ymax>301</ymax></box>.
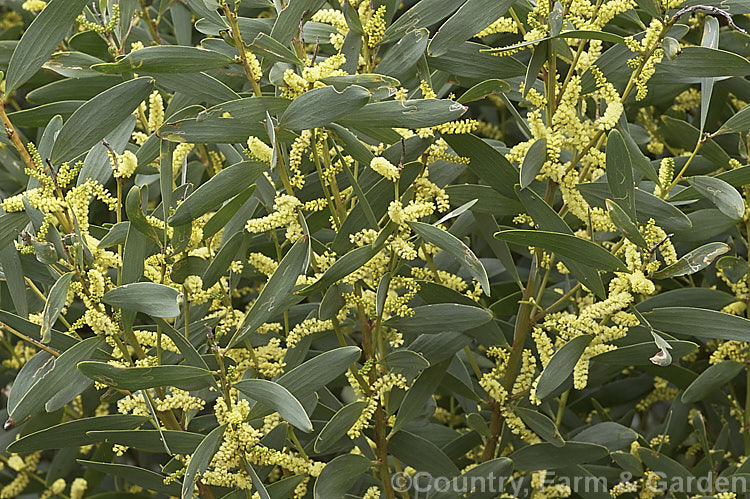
<box><xmin>1</xmin><ymin>0</ymin><xmax>750</xmax><ymax>498</ymax></box>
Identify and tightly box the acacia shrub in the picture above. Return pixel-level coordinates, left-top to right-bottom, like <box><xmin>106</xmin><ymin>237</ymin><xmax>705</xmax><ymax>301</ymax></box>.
<box><xmin>0</xmin><ymin>0</ymin><xmax>748</xmax><ymax>498</ymax></box>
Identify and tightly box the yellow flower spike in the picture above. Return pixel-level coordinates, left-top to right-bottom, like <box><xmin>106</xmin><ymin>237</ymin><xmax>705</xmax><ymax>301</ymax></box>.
<box><xmin>370</xmin><ymin>156</ymin><xmax>400</xmax><ymax>181</ymax></box>
<box><xmin>147</xmin><ymin>90</ymin><xmax>164</xmax><ymax>133</ymax></box>
<box><xmin>70</xmin><ymin>478</ymin><xmax>88</xmax><ymax>499</ymax></box>
<box><xmin>21</xmin><ymin>0</ymin><xmax>46</xmax><ymax>12</ymax></box>
<box><xmin>246</xmin><ymin>136</ymin><xmax>273</xmax><ymax>164</ymax></box>
<box><xmin>244</xmin><ymin>51</ymin><xmax>262</xmax><ymax>82</ymax></box>
<box><xmin>363</xmin><ymin>5</ymin><xmax>387</xmax><ymax>48</ymax></box>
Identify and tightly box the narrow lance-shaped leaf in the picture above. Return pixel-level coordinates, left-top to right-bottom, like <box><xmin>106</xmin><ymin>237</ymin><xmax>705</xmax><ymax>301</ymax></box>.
<box><xmin>79</xmin><ymin>461</ymin><xmax>180</xmax><ymax>496</ymax></box>
<box><xmin>7</xmin><ymin>351</ymin><xmax>54</xmax><ymax>424</ymax></box>
<box><xmin>92</xmin><ymin>46</ymin><xmax>234</xmax><ymax>74</ymax></box>
<box><xmin>279</xmin><ymin>85</ymin><xmax>370</xmax><ymax>131</ymax></box>
<box><xmin>182</xmin><ymin>425</ymin><xmax>226</xmax><ymax>499</ymax></box>
<box><xmin>605</xmin><ymin>199</ymin><xmax>648</xmax><ymax>248</ymax></box>
<box><xmin>15</xmin><ymin>336</ymin><xmax>103</xmax><ymax>421</ymax></box>
<box><xmin>407</xmin><ymin>221</ymin><xmax>490</xmax><ymax>295</ymax></box>
<box><xmin>0</xmin><ymin>212</ymin><xmax>30</xmax><ymax>251</ymax></box>
<box><xmin>248</xmin><ymin>346</ymin><xmax>362</xmax><ymax>420</ymax></box>
<box><xmin>516</xmin><ymin>186</ymin><xmax>606</xmax><ymax>297</ymax></box>
<box><xmin>50</xmin><ymin>77</ymin><xmax>155</xmax><ymax>164</ymax></box>
<box><xmin>441</xmin><ymin>133</ymin><xmax>519</xmax><ymax>199</ymax></box>
<box><xmin>643</xmin><ymin>307</ymin><xmax>750</xmax><ymax>341</ymax></box>
<box><xmin>336</xmin><ymin>99</ymin><xmax>468</xmax><ymax>129</ymax></box>
<box><xmin>681</xmin><ymin>360</ymin><xmax>743</xmax><ymax>403</ymax></box>
<box><xmin>514</xmin><ymin>407</ymin><xmax>565</xmax><ymax>447</ymax></box>
<box><xmin>299</xmin><ymin>244</ymin><xmax>379</xmax><ymax>296</ymax></box>
<box><xmin>5</xmin><ymin>0</ymin><xmax>90</xmax><ymax>93</ymax></box>
<box><xmin>313</xmin><ymin>454</ymin><xmax>372</xmax><ymax>499</ymax></box>
<box><xmin>103</xmin><ymin>282</ymin><xmax>180</xmax><ymax>318</ymax></box>
<box><xmin>314</xmin><ymin>400</ymin><xmax>368</xmax><ymax>453</ymax></box>
<box><xmin>41</xmin><ymin>272</ymin><xmax>74</xmax><ymax>343</ymax></box>
<box><xmin>520</xmin><ymin>138</ymin><xmax>547</xmax><ymax>188</ymax></box>
<box><xmin>383</xmin><ymin>303</ymin><xmax>493</xmax><ymax>333</ymax></box>
<box><xmin>606</xmin><ymin>129</ymin><xmax>635</xmax><ymax>220</ymax></box>
<box><xmin>234</xmin><ymin>379</ymin><xmax>313</xmax><ymax>432</ymax></box>
<box><xmin>699</xmin><ymin>17</ymin><xmax>720</xmax><ymax>133</ymax></box>
<box><xmin>428</xmin><ymin>0</ymin><xmax>514</xmax><ymax>57</ymax></box>
<box><xmin>77</xmin><ymin>362</ymin><xmax>216</xmax><ymax>391</ymax></box>
<box><xmin>688</xmin><ymin>176</ymin><xmax>745</xmax><ymax>220</ymax></box>
<box><xmin>228</xmin><ymin>237</ymin><xmax>310</xmax><ymax>348</ymax></box>
<box><xmin>457</xmin><ymin>79</ymin><xmax>510</xmax><ymax>104</ymax></box>
<box><xmin>125</xmin><ymin>184</ymin><xmax>163</xmax><ymax>245</ymax></box>
<box><xmin>535</xmin><ymin>335</ymin><xmax>593</xmax><ymax>399</ymax></box>
<box><xmin>714</xmin><ymin>102</ymin><xmax>750</xmax><ymax>136</ymax></box>
<box><xmin>168</xmin><ymin>161</ymin><xmax>266</xmax><ymax>226</ymax></box>
<box><xmin>651</xmin><ymin>242</ymin><xmax>730</xmax><ymax>279</ymax></box>
<box><xmin>270</xmin><ymin>0</ymin><xmax>326</xmax><ymax>43</ymax></box>
<box><xmin>375</xmin><ymin>28</ymin><xmax>429</xmax><ymax>78</ymax></box>
<box><xmin>495</xmin><ymin>230</ymin><xmax>628</xmax><ymax>272</ymax></box>
<box><xmin>7</xmin><ymin>415</ymin><xmax>150</xmax><ymax>453</ymax></box>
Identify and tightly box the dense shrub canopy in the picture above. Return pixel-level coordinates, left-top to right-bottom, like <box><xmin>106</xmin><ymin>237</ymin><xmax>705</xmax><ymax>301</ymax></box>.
<box><xmin>1</xmin><ymin>0</ymin><xmax>750</xmax><ymax>498</ymax></box>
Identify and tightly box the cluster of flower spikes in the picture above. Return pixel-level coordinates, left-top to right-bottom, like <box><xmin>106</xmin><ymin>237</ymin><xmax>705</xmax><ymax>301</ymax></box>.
<box><xmin>173</xmin><ymin>390</ymin><xmax>325</xmax><ymax>497</ymax></box>
<box><xmin>476</xmin><ymin>219</ymin><xmax>677</xmax><ymax>445</ymax></box>
<box><xmin>529</xmin><ymin>220</ymin><xmax>677</xmax><ymax>400</ymax></box>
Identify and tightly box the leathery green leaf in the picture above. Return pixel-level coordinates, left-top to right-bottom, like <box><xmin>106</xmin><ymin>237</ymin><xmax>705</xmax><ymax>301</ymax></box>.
<box><xmin>642</xmin><ymin>307</ymin><xmax>750</xmax><ymax>341</ymax></box>
<box><xmin>7</xmin><ymin>415</ymin><xmax>149</xmax><ymax>453</ymax></box>
<box><xmin>520</xmin><ymin>137</ymin><xmax>547</xmax><ymax>188</ymax></box>
<box><xmin>457</xmin><ymin>79</ymin><xmax>511</xmax><ymax>103</ymax></box>
<box><xmin>279</xmin><ymin>85</ymin><xmax>370</xmax><ymax>131</ymax></box>
<box><xmin>383</xmin><ymin>303</ymin><xmax>493</xmax><ymax>333</ymax></box>
<box><xmin>682</xmin><ymin>360</ymin><xmax>743</xmax><ymax>403</ymax></box>
<box><xmin>50</xmin><ymin>77</ymin><xmax>154</xmax><ymax>164</ymax></box>
<box><xmin>234</xmin><ymin>379</ymin><xmax>313</xmax><ymax>432</ymax></box>
<box><xmin>606</xmin><ymin>129</ymin><xmax>636</xmax><ymax>220</ymax></box>
<box><xmin>169</xmin><ymin>161</ymin><xmax>266</xmax><ymax>226</ymax></box>
<box><xmin>7</xmin><ymin>337</ymin><xmax>102</xmax><ymax>420</ymax></box>
<box><xmin>299</xmin><ymin>244</ymin><xmax>379</xmax><ymax>296</ymax></box>
<box><xmin>79</xmin><ymin>461</ymin><xmax>180</xmax><ymax>496</ymax></box>
<box><xmin>182</xmin><ymin>425</ymin><xmax>226</xmax><ymax>499</ymax></box>
<box><xmin>407</xmin><ymin>221</ymin><xmax>490</xmax><ymax>295</ymax></box>
<box><xmin>40</xmin><ymin>271</ymin><xmax>73</xmax><ymax>343</ymax></box>
<box><xmin>535</xmin><ymin>335</ymin><xmax>593</xmax><ymax>400</ymax></box>
<box><xmin>77</xmin><ymin>362</ymin><xmax>215</xmax><ymax>391</ymax></box>
<box><xmin>510</xmin><ymin>442</ymin><xmax>609</xmax><ymax>471</ymax></box>
<box><xmin>688</xmin><ymin>176</ymin><xmax>746</xmax><ymax>220</ymax></box>
<box><xmin>85</xmin><ymin>430</ymin><xmax>203</xmax><ymax>454</ymax></box>
<box><xmin>103</xmin><ymin>282</ymin><xmax>180</xmax><ymax>318</ymax></box>
<box><xmin>514</xmin><ymin>407</ymin><xmax>565</xmax><ymax>447</ymax></box>
<box><xmin>248</xmin><ymin>346</ymin><xmax>362</xmax><ymax>420</ymax></box>
<box><xmin>314</xmin><ymin>400</ymin><xmax>368</xmax><ymax>453</ymax></box>
<box><xmin>391</xmin><ymin>361</ymin><xmax>448</xmax><ymax>434</ymax></box>
<box><xmin>5</xmin><ymin>0</ymin><xmax>90</xmax><ymax>93</ymax></box>
<box><xmin>313</xmin><ymin>454</ymin><xmax>372</xmax><ymax>499</ymax></box>
<box><xmin>441</xmin><ymin>133</ymin><xmax>518</xmax><ymax>199</ymax></box>
<box><xmin>714</xmin><ymin>102</ymin><xmax>750</xmax><ymax>136</ymax></box>
<box><xmin>428</xmin><ymin>0</ymin><xmax>514</xmax><ymax>57</ymax></box>
<box><xmin>495</xmin><ymin>230</ymin><xmax>628</xmax><ymax>272</ymax></box>
<box><xmin>229</xmin><ymin>237</ymin><xmax>310</xmax><ymax>347</ymax></box>
<box><xmin>606</xmin><ymin>199</ymin><xmax>648</xmax><ymax>247</ymax></box>
<box><xmin>375</xmin><ymin>29</ymin><xmax>429</xmax><ymax>78</ymax></box>
<box><xmin>92</xmin><ymin>46</ymin><xmax>234</xmax><ymax>74</ymax></box>
<box><xmin>337</xmin><ymin>99</ymin><xmax>468</xmax><ymax>129</ymax></box>
<box><xmin>516</xmin><ymin>186</ymin><xmax>605</xmax><ymax>297</ymax></box>
<box><xmin>651</xmin><ymin>242</ymin><xmax>730</xmax><ymax>279</ymax></box>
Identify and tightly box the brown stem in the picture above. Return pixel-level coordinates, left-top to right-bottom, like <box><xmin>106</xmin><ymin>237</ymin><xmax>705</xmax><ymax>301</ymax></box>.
<box><xmin>482</xmin><ymin>273</ymin><xmax>537</xmax><ymax>461</ymax></box>
<box><xmin>138</xmin><ymin>0</ymin><xmax>162</xmax><ymax>44</ymax></box>
<box><xmin>222</xmin><ymin>2</ymin><xmax>263</xmax><ymax>96</ymax></box>
<box><xmin>0</xmin><ymin>101</ymin><xmax>37</xmax><ymax>173</ymax></box>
